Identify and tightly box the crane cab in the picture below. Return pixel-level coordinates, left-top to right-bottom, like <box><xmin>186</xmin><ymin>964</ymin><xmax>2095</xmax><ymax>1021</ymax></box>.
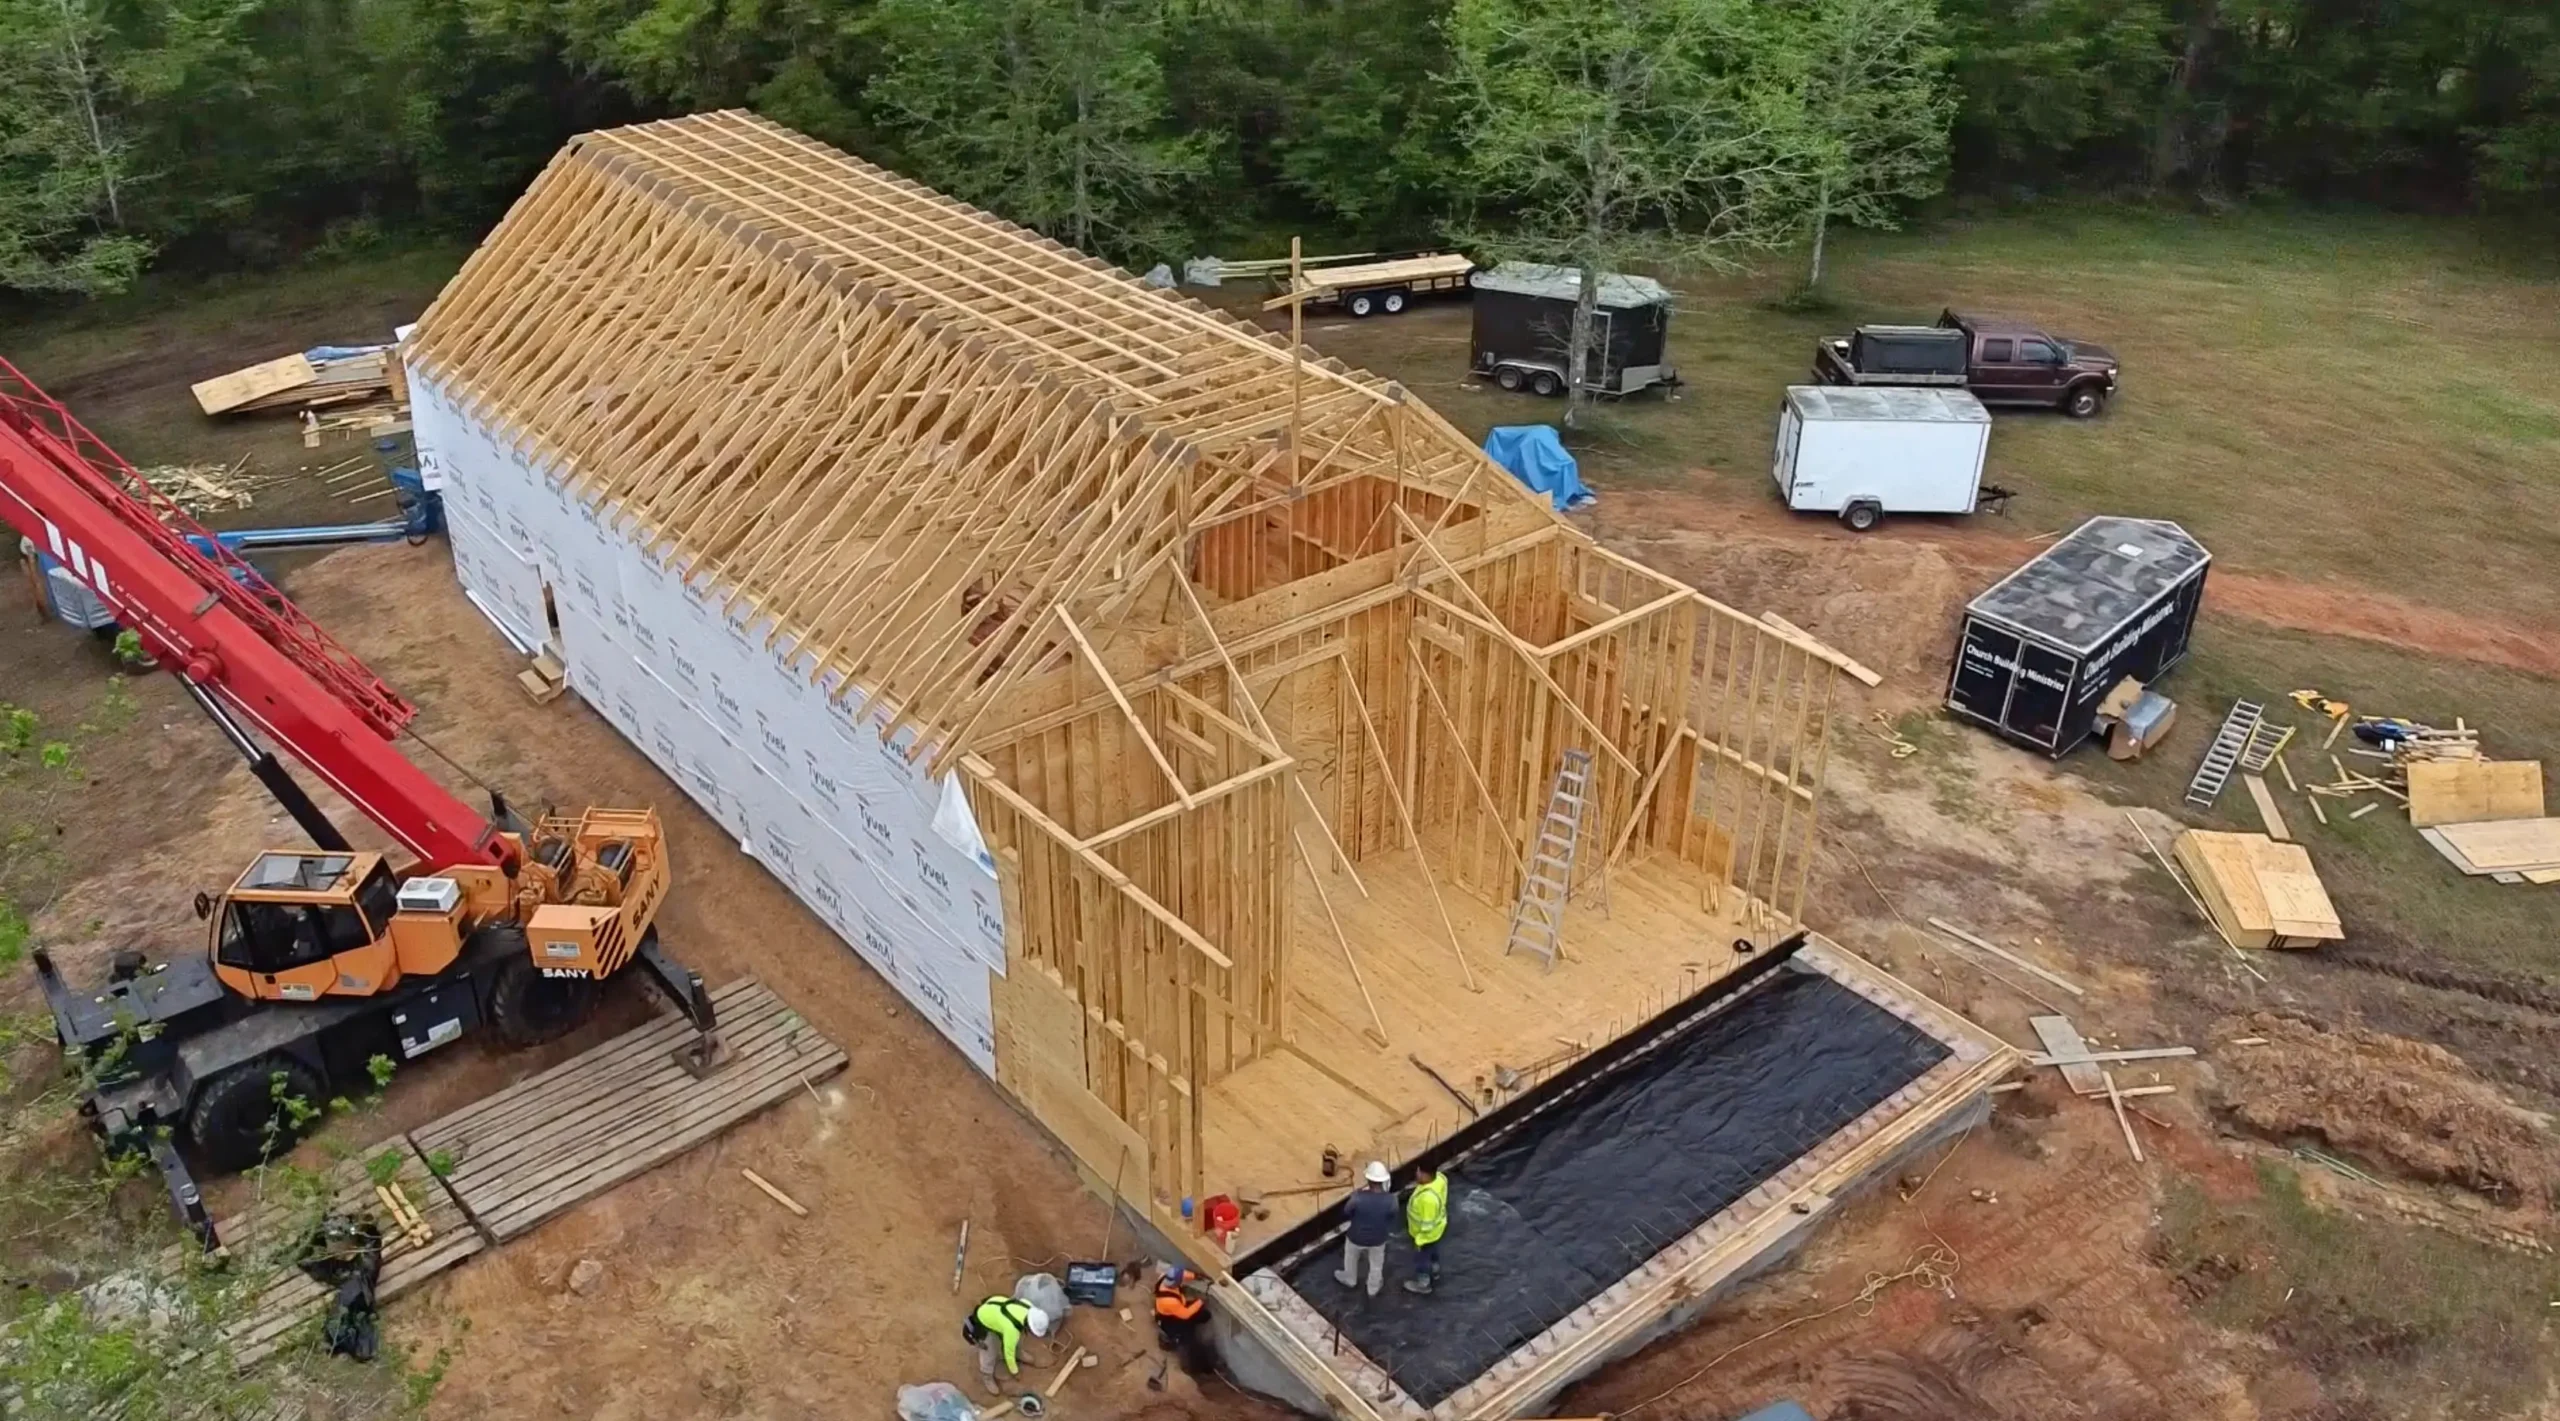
<box><xmin>207</xmin><ymin>850</ymin><xmax>473</xmax><ymax>1002</ymax></box>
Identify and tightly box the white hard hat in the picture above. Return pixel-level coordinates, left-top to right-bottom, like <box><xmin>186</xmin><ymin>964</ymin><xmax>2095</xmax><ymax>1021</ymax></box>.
<box><xmin>1026</xmin><ymin>1306</ymin><xmax>1054</xmax><ymax>1337</ymax></box>
<box><xmin>1365</xmin><ymin>1160</ymin><xmax>1390</xmax><ymax>1185</ymax></box>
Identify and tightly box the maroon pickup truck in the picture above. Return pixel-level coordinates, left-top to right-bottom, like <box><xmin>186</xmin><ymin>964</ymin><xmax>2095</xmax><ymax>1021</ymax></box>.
<box><xmin>1814</xmin><ymin>310</ymin><xmax>2120</xmax><ymax>417</ymax></box>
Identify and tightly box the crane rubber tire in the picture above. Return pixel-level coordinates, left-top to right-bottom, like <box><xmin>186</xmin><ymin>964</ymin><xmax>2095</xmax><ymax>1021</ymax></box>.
<box><xmin>188</xmin><ymin>1054</ymin><xmax>324</xmax><ymax>1175</ymax></box>
<box><xmin>490</xmin><ymin>940</ymin><xmax>602</xmax><ymax>1048</ymax></box>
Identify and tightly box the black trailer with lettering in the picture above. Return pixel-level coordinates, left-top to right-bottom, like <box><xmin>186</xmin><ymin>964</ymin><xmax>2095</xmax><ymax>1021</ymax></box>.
<box><xmin>1946</xmin><ymin>516</ymin><xmax>2209</xmax><ymax>756</ymax></box>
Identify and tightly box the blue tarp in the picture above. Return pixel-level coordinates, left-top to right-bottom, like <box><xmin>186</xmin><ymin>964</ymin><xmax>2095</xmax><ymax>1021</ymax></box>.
<box><xmin>1482</xmin><ymin>425</ymin><xmax>1592</xmax><ymax>512</ymax></box>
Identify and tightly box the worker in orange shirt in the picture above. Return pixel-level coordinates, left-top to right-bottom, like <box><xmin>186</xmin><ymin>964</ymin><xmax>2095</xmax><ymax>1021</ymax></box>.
<box><xmin>1153</xmin><ymin>1265</ymin><xmax>1214</xmax><ymax>1374</ymax></box>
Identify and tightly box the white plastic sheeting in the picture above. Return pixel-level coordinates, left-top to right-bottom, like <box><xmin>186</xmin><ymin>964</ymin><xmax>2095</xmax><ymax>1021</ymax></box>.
<box><xmin>411</xmin><ymin>371</ymin><xmax>1007</xmax><ymax>1073</ymax></box>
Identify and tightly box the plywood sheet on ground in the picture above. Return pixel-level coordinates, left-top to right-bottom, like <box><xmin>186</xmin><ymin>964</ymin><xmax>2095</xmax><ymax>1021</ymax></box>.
<box><xmin>192</xmin><ymin>353</ymin><xmax>316</xmax><ymax>414</ymax></box>
<box><xmin>2408</xmin><ymin>760</ymin><xmax>2544</xmax><ymax>827</ymax></box>
<box><xmin>2434</xmin><ymin>817</ymin><xmax>2560</xmax><ymax>871</ymax></box>
<box><xmin>2174</xmin><ymin>829</ymin><xmax>2341</xmax><ymax>948</ymax></box>
<box><xmin>413</xmin><ymin>978</ymin><xmax>846</xmax><ymax>1241</ymax></box>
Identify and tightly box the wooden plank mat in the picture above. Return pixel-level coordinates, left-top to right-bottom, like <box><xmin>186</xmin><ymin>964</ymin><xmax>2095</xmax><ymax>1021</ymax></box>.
<box><xmin>413</xmin><ymin>978</ymin><xmax>845</xmax><ymax>1242</ymax></box>
<box><xmin>202</xmin><ymin>1143</ymin><xmax>484</xmax><ymax>1369</ymax></box>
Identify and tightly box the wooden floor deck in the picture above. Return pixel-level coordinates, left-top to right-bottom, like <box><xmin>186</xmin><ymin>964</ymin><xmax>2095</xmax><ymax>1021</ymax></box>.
<box><xmin>1203</xmin><ymin>848</ymin><xmax>1768</xmax><ymax>1251</ymax></box>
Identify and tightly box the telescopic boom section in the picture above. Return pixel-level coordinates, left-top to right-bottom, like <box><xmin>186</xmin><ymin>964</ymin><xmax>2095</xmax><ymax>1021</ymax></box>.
<box><xmin>0</xmin><ymin>356</ymin><xmax>504</xmax><ymax>869</ymax></box>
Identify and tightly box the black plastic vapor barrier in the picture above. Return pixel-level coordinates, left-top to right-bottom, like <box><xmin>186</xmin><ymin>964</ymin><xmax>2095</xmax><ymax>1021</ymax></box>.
<box><xmin>1272</xmin><ymin>965</ymin><xmax>1950</xmax><ymax>1408</ymax></box>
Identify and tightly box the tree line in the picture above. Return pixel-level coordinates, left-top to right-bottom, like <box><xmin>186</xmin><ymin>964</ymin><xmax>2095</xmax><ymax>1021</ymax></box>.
<box><xmin>4</xmin><ymin>0</ymin><xmax>2555</xmax><ymax>301</ymax></box>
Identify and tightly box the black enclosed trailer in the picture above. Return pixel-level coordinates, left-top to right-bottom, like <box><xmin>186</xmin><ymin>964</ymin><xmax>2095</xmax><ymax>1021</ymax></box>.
<box><xmin>1470</xmin><ymin>263</ymin><xmax>1676</xmax><ymax>398</ymax></box>
<box><xmin>1946</xmin><ymin>516</ymin><xmax>2210</xmax><ymax>756</ymax></box>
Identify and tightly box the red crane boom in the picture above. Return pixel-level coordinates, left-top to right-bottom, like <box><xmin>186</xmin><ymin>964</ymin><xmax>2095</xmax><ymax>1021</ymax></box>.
<box><xmin>0</xmin><ymin>356</ymin><xmax>504</xmax><ymax>870</ymax></box>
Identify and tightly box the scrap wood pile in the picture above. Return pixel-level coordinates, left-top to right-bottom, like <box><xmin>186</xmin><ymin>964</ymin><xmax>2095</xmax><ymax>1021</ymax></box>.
<box><xmin>2282</xmin><ymin>693</ymin><xmax>2556</xmax><ymax>887</ymax></box>
<box><xmin>133</xmin><ymin>457</ymin><xmax>287</xmax><ymax>515</ymax></box>
<box><xmin>192</xmin><ymin>343</ymin><xmax>412</xmax><ymax>446</ymax></box>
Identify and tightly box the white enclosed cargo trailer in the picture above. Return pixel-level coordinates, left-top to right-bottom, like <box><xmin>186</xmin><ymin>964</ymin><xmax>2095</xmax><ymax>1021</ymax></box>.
<box><xmin>1771</xmin><ymin>385</ymin><xmax>1991</xmax><ymax>531</ymax></box>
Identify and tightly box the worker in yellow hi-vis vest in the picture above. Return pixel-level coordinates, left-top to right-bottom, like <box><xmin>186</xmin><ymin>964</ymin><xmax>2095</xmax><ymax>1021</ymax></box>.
<box><xmin>1401</xmin><ymin>1163</ymin><xmax>1449</xmax><ymax>1294</ymax></box>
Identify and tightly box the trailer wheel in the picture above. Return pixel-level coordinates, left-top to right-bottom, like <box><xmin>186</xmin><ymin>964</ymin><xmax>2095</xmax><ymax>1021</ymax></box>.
<box><xmin>1530</xmin><ymin>370</ymin><xmax>1563</xmax><ymax>398</ymax></box>
<box><xmin>1381</xmin><ymin>290</ymin><xmax>1407</xmax><ymax>314</ymax></box>
<box><xmin>1841</xmin><ymin>501</ymin><xmax>1883</xmax><ymax>532</ymax></box>
<box><xmin>1494</xmin><ymin>366</ymin><xmax>1525</xmax><ymax>392</ymax></box>
<box><xmin>2063</xmin><ymin>384</ymin><xmax>2106</xmax><ymax>419</ymax></box>
<box><xmin>188</xmin><ymin>1054</ymin><xmax>324</xmax><ymax>1174</ymax></box>
<box><xmin>1347</xmin><ymin>292</ymin><xmax>1376</xmax><ymax>318</ymax></box>
<box><xmin>490</xmin><ymin>942</ymin><xmax>601</xmax><ymax>1047</ymax></box>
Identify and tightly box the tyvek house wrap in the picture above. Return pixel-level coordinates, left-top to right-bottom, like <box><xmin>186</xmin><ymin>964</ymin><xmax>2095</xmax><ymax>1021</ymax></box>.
<box><xmin>412</xmin><ymin>372</ymin><xmax>1007</xmax><ymax>1073</ymax></box>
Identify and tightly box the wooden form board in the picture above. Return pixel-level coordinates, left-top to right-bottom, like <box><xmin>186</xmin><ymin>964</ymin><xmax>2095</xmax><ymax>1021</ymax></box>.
<box><xmin>191</xmin><ymin>353</ymin><xmax>316</xmax><ymax>414</ymax></box>
<box><xmin>2242</xmin><ymin>773</ymin><xmax>2292</xmax><ymax>842</ymax></box>
<box><xmin>413</xmin><ymin>979</ymin><xmax>846</xmax><ymax>1241</ymax></box>
<box><xmin>2408</xmin><ymin>761</ymin><xmax>2546</xmax><ymax>828</ymax></box>
<box><xmin>2174</xmin><ymin>829</ymin><xmax>2342</xmax><ymax>948</ymax></box>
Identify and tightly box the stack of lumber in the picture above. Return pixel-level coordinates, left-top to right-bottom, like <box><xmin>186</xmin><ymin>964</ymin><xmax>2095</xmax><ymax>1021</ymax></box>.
<box><xmin>2416</xmin><ymin>818</ymin><xmax>2560</xmax><ymax>885</ymax></box>
<box><xmin>516</xmin><ymin>647</ymin><xmax>568</xmax><ymax>704</ymax></box>
<box><xmin>194</xmin><ymin>347</ymin><xmax>395</xmax><ymax>415</ymax></box>
<box><xmin>2173</xmin><ymin>829</ymin><xmax>2343</xmax><ymax>948</ymax></box>
<box><xmin>194</xmin><ymin>345</ymin><xmax>411</xmax><ymax>446</ymax></box>
<box><xmin>1283</xmin><ymin>252</ymin><xmax>1475</xmax><ymax>297</ymax></box>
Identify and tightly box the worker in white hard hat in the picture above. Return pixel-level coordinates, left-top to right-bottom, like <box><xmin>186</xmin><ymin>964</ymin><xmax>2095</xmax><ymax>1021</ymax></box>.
<box><xmin>964</xmin><ymin>1293</ymin><xmax>1055</xmax><ymax>1394</ymax></box>
<box><xmin>1334</xmin><ymin>1159</ymin><xmax>1397</xmax><ymax>1297</ymax></box>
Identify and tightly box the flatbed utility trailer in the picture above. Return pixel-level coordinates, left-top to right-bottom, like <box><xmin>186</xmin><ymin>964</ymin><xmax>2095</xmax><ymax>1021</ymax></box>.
<box><xmin>1268</xmin><ymin>252</ymin><xmax>1476</xmax><ymax>318</ymax></box>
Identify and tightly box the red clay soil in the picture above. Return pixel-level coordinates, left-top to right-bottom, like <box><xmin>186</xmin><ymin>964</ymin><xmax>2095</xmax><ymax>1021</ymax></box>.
<box><xmin>1589</xmin><ymin>487</ymin><xmax>2560</xmax><ymax>682</ymax></box>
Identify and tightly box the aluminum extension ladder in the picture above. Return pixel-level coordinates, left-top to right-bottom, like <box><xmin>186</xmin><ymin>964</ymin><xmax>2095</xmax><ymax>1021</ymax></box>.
<box><xmin>1505</xmin><ymin>748</ymin><xmax>1607</xmax><ymax>969</ymax></box>
<box><xmin>2185</xmin><ymin>700</ymin><xmax>2264</xmax><ymax>807</ymax></box>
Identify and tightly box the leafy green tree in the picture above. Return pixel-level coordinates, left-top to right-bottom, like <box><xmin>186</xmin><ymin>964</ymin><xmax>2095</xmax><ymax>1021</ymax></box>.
<box><xmin>1937</xmin><ymin>0</ymin><xmax>2170</xmax><ymax>189</ymax></box>
<box><xmin>0</xmin><ymin>0</ymin><xmax>153</xmax><ymax>293</ymax></box>
<box><xmin>1791</xmin><ymin>0</ymin><xmax>1953</xmax><ymax>290</ymax></box>
<box><xmin>864</xmin><ymin>0</ymin><xmax>1209</xmax><ymax>261</ymax></box>
<box><xmin>1444</xmin><ymin>0</ymin><xmax>1816</xmax><ymax>425</ymax></box>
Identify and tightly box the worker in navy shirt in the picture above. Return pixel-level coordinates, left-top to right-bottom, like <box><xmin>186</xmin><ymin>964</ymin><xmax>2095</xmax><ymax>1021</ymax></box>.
<box><xmin>1334</xmin><ymin>1161</ymin><xmax>1397</xmax><ymax>1296</ymax></box>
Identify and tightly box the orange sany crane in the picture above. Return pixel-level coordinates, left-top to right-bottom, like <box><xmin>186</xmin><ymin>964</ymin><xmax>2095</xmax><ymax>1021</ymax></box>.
<box><xmin>0</xmin><ymin>355</ymin><xmax>724</xmax><ymax>1246</ymax></box>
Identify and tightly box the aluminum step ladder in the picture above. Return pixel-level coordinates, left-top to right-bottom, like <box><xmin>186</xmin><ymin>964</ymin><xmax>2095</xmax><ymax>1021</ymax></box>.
<box><xmin>2186</xmin><ymin>700</ymin><xmax>2264</xmax><ymax>808</ymax></box>
<box><xmin>2237</xmin><ymin>719</ymin><xmax>2294</xmax><ymax>774</ymax></box>
<box><xmin>1505</xmin><ymin>749</ymin><xmax>1602</xmax><ymax>969</ymax></box>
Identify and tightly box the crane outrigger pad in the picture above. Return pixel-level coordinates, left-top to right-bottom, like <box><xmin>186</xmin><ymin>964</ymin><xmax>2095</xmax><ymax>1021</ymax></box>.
<box><xmin>412</xmin><ymin>977</ymin><xmax>844</xmax><ymax>1242</ymax></box>
<box><xmin>173</xmin><ymin>976</ymin><xmax>841</xmax><ymax>1369</ymax></box>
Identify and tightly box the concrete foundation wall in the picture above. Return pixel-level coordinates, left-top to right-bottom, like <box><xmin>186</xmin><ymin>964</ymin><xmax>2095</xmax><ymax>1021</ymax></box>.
<box><xmin>413</xmin><ymin>370</ymin><xmax>1009</xmax><ymax>1072</ymax></box>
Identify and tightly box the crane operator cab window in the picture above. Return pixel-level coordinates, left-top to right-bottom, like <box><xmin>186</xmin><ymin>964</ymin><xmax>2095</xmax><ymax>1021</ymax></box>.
<box><xmin>215</xmin><ymin>854</ymin><xmax>396</xmax><ymax>974</ymax></box>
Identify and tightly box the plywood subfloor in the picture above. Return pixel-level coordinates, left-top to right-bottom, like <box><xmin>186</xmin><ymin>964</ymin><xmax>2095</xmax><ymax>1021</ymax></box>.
<box><xmin>1204</xmin><ymin>848</ymin><xmax>1764</xmax><ymax>1250</ymax></box>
